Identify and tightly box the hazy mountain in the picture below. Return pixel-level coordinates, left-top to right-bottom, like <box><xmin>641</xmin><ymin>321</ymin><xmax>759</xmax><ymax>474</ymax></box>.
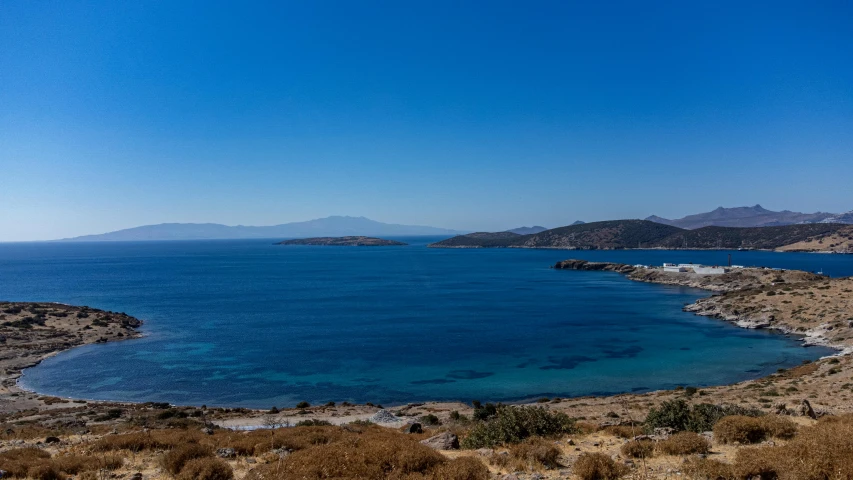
<box><xmin>570</xmin><ymin>220</ymin><xmax>586</xmax><ymax>226</ymax></box>
<box><xmin>819</xmin><ymin>210</ymin><xmax>853</xmax><ymax>224</ymax></box>
<box><xmin>505</xmin><ymin>226</ymin><xmax>548</xmax><ymax>235</ymax></box>
<box><xmin>646</xmin><ymin>205</ymin><xmax>837</xmax><ymax>229</ymax></box>
<box><xmin>59</xmin><ymin>216</ymin><xmax>464</xmax><ymax>242</ymax></box>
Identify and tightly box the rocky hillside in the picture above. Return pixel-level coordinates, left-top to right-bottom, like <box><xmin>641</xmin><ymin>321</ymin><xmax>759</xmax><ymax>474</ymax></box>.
<box><xmin>430</xmin><ymin>220</ymin><xmax>852</xmax><ymax>251</ymax></box>
<box><xmin>777</xmin><ymin>225</ymin><xmax>853</xmax><ymax>253</ymax></box>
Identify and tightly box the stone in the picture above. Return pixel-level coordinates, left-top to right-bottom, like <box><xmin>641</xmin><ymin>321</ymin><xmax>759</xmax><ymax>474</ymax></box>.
<box><xmin>567</xmin><ymin>439</ymin><xmax>575</xmax><ymax>445</ymax></box>
<box><xmin>129</xmin><ymin>473</ymin><xmax>143</xmax><ymax>480</ymax></box>
<box><xmin>475</xmin><ymin>448</ymin><xmax>494</xmax><ymax>456</ymax></box>
<box><xmin>798</xmin><ymin>399</ymin><xmax>817</xmax><ymax>419</ymax></box>
<box><xmin>245</xmin><ymin>458</ymin><xmax>256</xmax><ymax>464</ymax></box>
<box><xmin>501</xmin><ymin>475</ymin><xmax>520</xmax><ymax>480</ymax></box>
<box><xmin>404</xmin><ymin>423</ymin><xmax>423</xmax><ymax>434</ymax></box>
<box><xmin>216</xmin><ymin>448</ymin><xmax>236</xmax><ymax>458</ymax></box>
<box><xmin>201</xmin><ymin>427</ymin><xmax>214</xmax><ymax>435</ymax></box>
<box><xmin>653</xmin><ymin>427</ymin><xmax>674</xmax><ymax>438</ymax></box>
<box><xmin>44</xmin><ymin>436</ymin><xmax>60</xmax><ymax>444</ymax></box>
<box><xmin>419</xmin><ymin>432</ymin><xmax>459</xmax><ymax>450</ymax></box>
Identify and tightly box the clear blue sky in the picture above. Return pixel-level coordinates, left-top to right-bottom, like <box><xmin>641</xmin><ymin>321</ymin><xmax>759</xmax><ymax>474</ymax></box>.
<box><xmin>1</xmin><ymin>1</ymin><xmax>852</xmax><ymax>241</ymax></box>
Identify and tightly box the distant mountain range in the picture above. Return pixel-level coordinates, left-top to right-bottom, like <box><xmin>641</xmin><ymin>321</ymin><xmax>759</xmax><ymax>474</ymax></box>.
<box><xmin>59</xmin><ymin>216</ymin><xmax>464</xmax><ymax>242</ymax></box>
<box><xmin>646</xmin><ymin>205</ymin><xmax>850</xmax><ymax>229</ymax></box>
<box><xmin>429</xmin><ymin>219</ymin><xmax>852</xmax><ymax>251</ymax></box>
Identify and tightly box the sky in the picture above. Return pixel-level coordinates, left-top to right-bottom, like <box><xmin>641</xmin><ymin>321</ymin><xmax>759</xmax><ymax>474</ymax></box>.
<box><xmin>1</xmin><ymin>1</ymin><xmax>852</xmax><ymax>241</ymax></box>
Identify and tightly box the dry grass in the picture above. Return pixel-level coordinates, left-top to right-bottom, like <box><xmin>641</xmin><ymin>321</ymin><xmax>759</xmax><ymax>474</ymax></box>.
<box><xmin>573</xmin><ymin>452</ymin><xmax>628</xmax><ymax>480</ymax></box>
<box><xmin>244</xmin><ymin>425</ymin><xmax>488</xmax><ymax>480</ymax></box>
<box><xmin>684</xmin><ymin>414</ymin><xmax>853</xmax><ymax>479</ymax></box>
<box><xmin>681</xmin><ymin>456</ymin><xmax>735</xmax><ymax>479</ymax></box>
<box><xmin>602</xmin><ymin>425</ymin><xmax>640</xmax><ymax>439</ymax></box>
<box><xmin>507</xmin><ymin>437</ymin><xmax>562</xmax><ymax>469</ymax></box>
<box><xmin>657</xmin><ymin>431</ymin><xmax>710</xmax><ymax>455</ymax></box>
<box><xmin>161</xmin><ymin>443</ymin><xmax>213</xmax><ymax>475</ymax></box>
<box><xmin>620</xmin><ymin>439</ymin><xmax>655</xmax><ymax>459</ymax></box>
<box><xmin>176</xmin><ymin>457</ymin><xmax>234</xmax><ymax>480</ymax></box>
<box><xmin>0</xmin><ymin>447</ymin><xmax>124</xmax><ymax>478</ymax></box>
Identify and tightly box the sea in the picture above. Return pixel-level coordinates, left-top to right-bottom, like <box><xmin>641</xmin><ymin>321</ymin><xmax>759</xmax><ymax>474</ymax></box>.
<box><xmin>2</xmin><ymin>238</ymin><xmax>849</xmax><ymax>408</ymax></box>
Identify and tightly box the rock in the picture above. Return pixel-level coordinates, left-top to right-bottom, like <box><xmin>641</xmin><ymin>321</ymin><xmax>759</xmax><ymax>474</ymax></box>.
<box><xmin>653</xmin><ymin>427</ymin><xmax>674</xmax><ymax>438</ymax></box>
<box><xmin>271</xmin><ymin>448</ymin><xmax>290</xmax><ymax>458</ymax></box>
<box><xmin>798</xmin><ymin>399</ymin><xmax>817</xmax><ymax>419</ymax></box>
<box><xmin>501</xmin><ymin>475</ymin><xmax>520</xmax><ymax>480</ymax></box>
<box><xmin>529</xmin><ymin>474</ymin><xmax>545</xmax><ymax>480</ymax></box>
<box><xmin>216</xmin><ymin>448</ymin><xmax>236</xmax><ymax>458</ymax></box>
<box><xmin>129</xmin><ymin>473</ymin><xmax>142</xmax><ymax>480</ymax></box>
<box><xmin>201</xmin><ymin>427</ymin><xmax>214</xmax><ymax>435</ymax></box>
<box><xmin>404</xmin><ymin>423</ymin><xmax>423</xmax><ymax>434</ymax></box>
<box><xmin>475</xmin><ymin>448</ymin><xmax>494</xmax><ymax>456</ymax></box>
<box><xmin>246</xmin><ymin>458</ymin><xmax>256</xmax><ymax>464</ymax></box>
<box><xmin>44</xmin><ymin>436</ymin><xmax>60</xmax><ymax>444</ymax></box>
<box><xmin>567</xmin><ymin>439</ymin><xmax>575</xmax><ymax>446</ymax></box>
<box><xmin>419</xmin><ymin>432</ymin><xmax>459</xmax><ymax>450</ymax></box>
<box><xmin>370</xmin><ymin>410</ymin><xmax>399</xmax><ymax>424</ymax></box>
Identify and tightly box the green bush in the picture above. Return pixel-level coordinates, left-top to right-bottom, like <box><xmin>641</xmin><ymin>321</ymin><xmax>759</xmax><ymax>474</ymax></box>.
<box><xmin>295</xmin><ymin>401</ymin><xmax>310</xmax><ymax>409</ymax></box>
<box><xmin>645</xmin><ymin>399</ymin><xmax>763</xmax><ymax>433</ymax></box>
<box><xmin>419</xmin><ymin>414</ymin><xmax>440</xmax><ymax>426</ymax></box>
<box><xmin>461</xmin><ymin>405</ymin><xmax>576</xmax><ymax>449</ymax></box>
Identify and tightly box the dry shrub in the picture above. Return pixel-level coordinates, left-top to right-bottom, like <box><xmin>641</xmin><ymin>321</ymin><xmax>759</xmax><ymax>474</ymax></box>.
<box><xmin>681</xmin><ymin>456</ymin><xmax>735</xmax><ymax>479</ymax></box>
<box><xmin>602</xmin><ymin>425</ymin><xmax>639</xmax><ymax>439</ymax></box>
<box><xmin>713</xmin><ymin>416</ymin><xmax>766</xmax><ymax>444</ymax></box>
<box><xmin>161</xmin><ymin>444</ymin><xmax>213</xmax><ymax>475</ymax></box>
<box><xmin>657</xmin><ymin>431</ymin><xmax>710</xmax><ymax>455</ymax></box>
<box><xmin>0</xmin><ymin>448</ymin><xmax>51</xmax><ymax>477</ymax></box>
<box><xmin>177</xmin><ymin>457</ymin><xmax>234</xmax><ymax>480</ymax></box>
<box><xmin>0</xmin><ymin>448</ymin><xmax>123</xmax><ymax>478</ymax></box>
<box><xmin>727</xmin><ymin>414</ymin><xmax>853</xmax><ymax>479</ymax></box>
<box><xmin>620</xmin><ymin>439</ymin><xmax>655</xmax><ymax>459</ymax></box>
<box><xmin>573</xmin><ymin>452</ymin><xmax>628</xmax><ymax>480</ymax></box>
<box><xmin>244</xmin><ymin>425</ymin><xmax>488</xmax><ymax>479</ymax></box>
<box><xmin>429</xmin><ymin>456</ymin><xmax>489</xmax><ymax>480</ymax></box>
<box><xmin>24</xmin><ymin>465</ymin><xmax>62</xmax><ymax>480</ymax></box>
<box><xmin>508</xmin><ymin>437</ymin><xmax>562</xmax><ymax>469</ymax></box>
<box><xmin>218</xmin><ymin>425</ymin><xmax>348</xmax><ymax>456</ymax></box>
<box><xmin>713</xmin><ymin>415</ymin><xmax>798</xmax><ymax>444</ymax></box>
<box><xmin>758</xmin><ymin>414</ymin><xmax>797</xmax><ymax>440</ymax></box>
<box><xmin>94</xmin><ymin>429</ymin><xmax>205</xmax><ymax>452</ymax></box>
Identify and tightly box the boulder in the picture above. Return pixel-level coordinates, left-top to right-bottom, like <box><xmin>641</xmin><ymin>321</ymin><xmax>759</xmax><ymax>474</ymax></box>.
<box><xmin>404</xmin><ymin>423</ymin><xmax>423</xmax><ymax>434</ymax></box>
<box><xmin>44</xmin><ymin>436</ymin><xmax>60</xmax><ymax>444</ymax></box>
<box><xmin>798</xmin><ymin>399</ymin><xmax>817</xmax><ymax>419</ymax></box>
<box><xmin>216</xmin><ymin>448</ymin><xmax>236</xmax><ymax>458</ymax></box>
<box><xmin>419</xmin><ymin>432</ymin><xmax>459</xmax><ymax>450</ymax></box>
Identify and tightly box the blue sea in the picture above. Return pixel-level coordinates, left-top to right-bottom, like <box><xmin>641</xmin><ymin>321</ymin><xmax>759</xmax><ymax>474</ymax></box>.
<box><xmin>1</xmin><ymin>238</ymin><xmax>848</xmax><ymax>408</ymax></box>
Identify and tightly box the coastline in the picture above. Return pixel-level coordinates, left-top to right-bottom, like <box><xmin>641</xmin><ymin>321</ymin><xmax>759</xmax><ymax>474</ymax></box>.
<box><xmin>3</xmin><ymin>260</ymin><xmax>852</xmax><ymax>432</ymax></box>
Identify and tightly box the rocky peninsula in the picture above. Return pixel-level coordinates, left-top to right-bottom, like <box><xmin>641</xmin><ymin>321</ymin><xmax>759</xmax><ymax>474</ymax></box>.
<box><xmin>278</xmin><ymin>236</ymin><xmax>407</xmax><ymax>246</ymax></box>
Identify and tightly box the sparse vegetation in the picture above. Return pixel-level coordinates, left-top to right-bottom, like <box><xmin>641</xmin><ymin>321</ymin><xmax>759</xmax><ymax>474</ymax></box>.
<box><xmin>573</xmin><ymin>452</ymin><xmax>628</xmax><ymax>480</ymax></box>
<box><xmin>461</xmin><ymin>405</ymin><xmax>576</xmax><ymax>448</ymax></box>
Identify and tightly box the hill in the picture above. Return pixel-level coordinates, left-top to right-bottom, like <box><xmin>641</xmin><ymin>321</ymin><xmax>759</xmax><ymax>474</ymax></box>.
<box><xmin>505</xmin><ymin>226</ymin><xmax>547</xmax><ymax>235</ymax></box>
<box><xmin>655</xmin><ymin>223</ymin><xmax>850</xmax><ymax>250</ymax></box>
<box><xmin>430</xmin><ymin>220</ymin><xmax>683</xmax><ymax>249</ymax></box>
<box><xmin>59</xmin><ymin>216</ymin><xmax>464</xmax><ymax>241</ymax></box>
<box><xmin>429</xmin><ymin>220</ymin><xmax>852</xmax><ymax>251</ymax></box>
<box><xmin>646</xmin><ymin>205</ymin><xmax>837</xmax><ymax>229</ymax></box>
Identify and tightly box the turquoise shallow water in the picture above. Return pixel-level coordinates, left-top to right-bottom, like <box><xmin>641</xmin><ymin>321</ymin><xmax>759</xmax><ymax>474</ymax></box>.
<box><xmin>0</xmin><ymin>239</ymin><xmax>844</xmax><ymax>408</ymax></box>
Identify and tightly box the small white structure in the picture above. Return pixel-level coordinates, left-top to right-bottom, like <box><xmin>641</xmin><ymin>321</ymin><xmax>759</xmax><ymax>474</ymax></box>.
<box><xmin>663</xmin><ymin>263</ymin><xmax>725</xmax><ymax>274</ymax></box>
<box><xmin>693</xmin><ymin>266</ymin><xmax>725</xmax><ymax>274</ymax></box>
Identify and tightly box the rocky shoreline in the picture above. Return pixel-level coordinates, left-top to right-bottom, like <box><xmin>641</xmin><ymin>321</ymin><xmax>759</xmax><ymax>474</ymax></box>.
<box><xmin>554</xmin><ymin>259</ymin><xmax>850</xmax><ymax>353</ymax></box>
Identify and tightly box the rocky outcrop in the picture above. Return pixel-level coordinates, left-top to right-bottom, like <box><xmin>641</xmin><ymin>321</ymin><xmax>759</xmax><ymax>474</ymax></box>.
<box><xmin>552</xmin><ymin>260</ymin><xmax>636</xmax><ymax>273</ymax></box>
<box><xmin>419</xmin><ymin>432</ymin><xmax>459</xmax><ymax>450</ymax></box>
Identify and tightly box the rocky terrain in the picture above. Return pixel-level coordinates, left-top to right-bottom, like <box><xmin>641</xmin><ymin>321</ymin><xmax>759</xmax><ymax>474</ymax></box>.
<box><xmin>430</xmin><ymin>220</ymin><xmax>852</xmax><ymax>252</ymax></box>
<box><xmin>278</xmin><ymin>236</ymin><xmax>407</xmax><ymax>246</ymax></box>
<box><xmin>776</xmin><ymin>225</ymin><xmax>853</xmax><ymax>253</ymax></box>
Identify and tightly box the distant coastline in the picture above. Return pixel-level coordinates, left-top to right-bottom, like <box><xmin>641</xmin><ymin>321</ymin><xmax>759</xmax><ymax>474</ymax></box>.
<box><xmin>278</xmin><ymin>236</ymin><xmax>407</xmax><ymax>246</ymax></box>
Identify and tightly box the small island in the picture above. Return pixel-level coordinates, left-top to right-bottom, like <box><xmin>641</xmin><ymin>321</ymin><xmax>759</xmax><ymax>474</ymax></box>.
<box><xmin>278</xmin><ymin>236</ymin><xmax>407</xmax><ymax>246</ymax></box>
